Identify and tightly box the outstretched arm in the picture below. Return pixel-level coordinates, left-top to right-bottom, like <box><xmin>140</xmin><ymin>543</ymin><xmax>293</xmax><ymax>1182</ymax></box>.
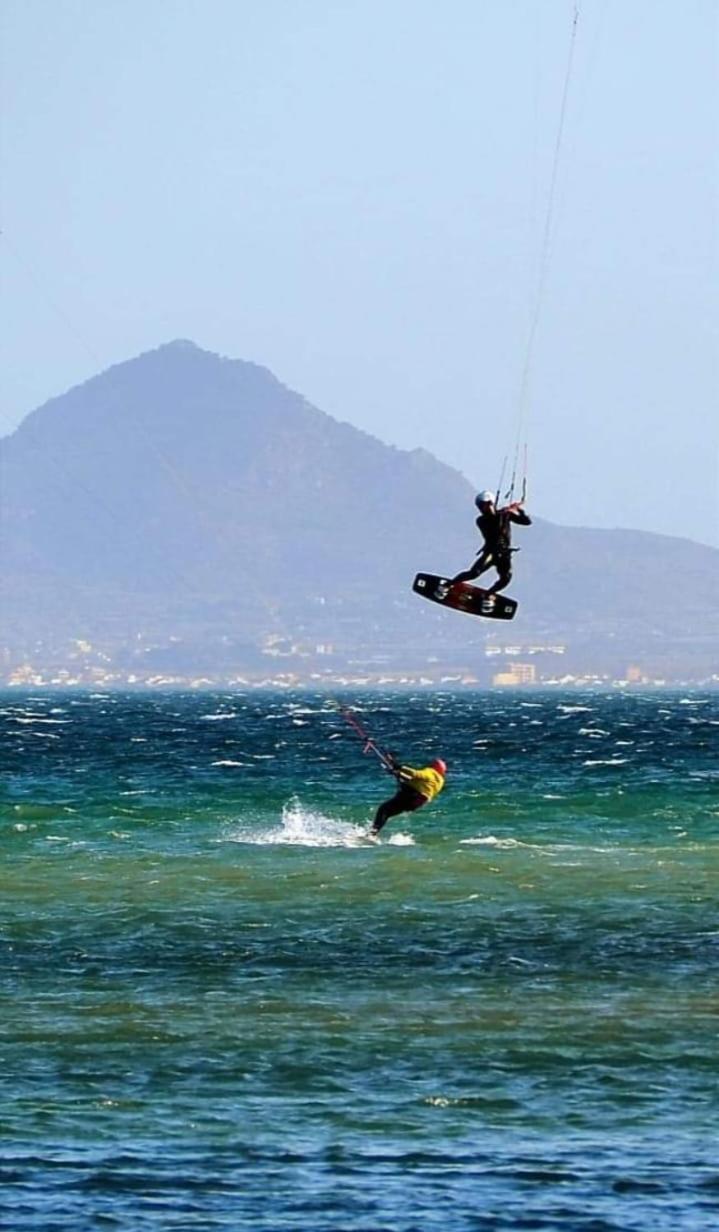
<box><xmin>387</xmin><ymin>754</ymin><xmax>405</xmax><ymax>778</ymax></box>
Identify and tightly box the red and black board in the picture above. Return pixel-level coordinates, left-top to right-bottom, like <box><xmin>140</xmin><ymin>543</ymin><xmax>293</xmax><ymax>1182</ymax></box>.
<box><xmin>412</xmin><ymin>572</ymin><xmax>518</xmax><ymax>621</ymax></box>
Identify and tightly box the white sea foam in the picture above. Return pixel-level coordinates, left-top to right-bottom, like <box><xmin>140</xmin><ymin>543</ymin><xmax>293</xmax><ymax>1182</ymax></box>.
<box><xmin>200</xmin><ymin>713</ymin><xmax>237</xmax><ymax>721</ymax></box>
<box><xmin>227</xmin><ymin>799</ymin><xmax>376</xmax><ymax>848</ymax></box>
<box><xmin>460</xmin><ymin>835</ymin><xmax>529</xmax><ymax>848</ymax></box>
<box><xmin>211</xmin><ymin>759</ymin><xmax>249</xmax><ymax>767</ymax></box>
<box><xmin>583</xmin><ymin>758</ymin><xmax>628</xmax><ymax>766</ymax></box>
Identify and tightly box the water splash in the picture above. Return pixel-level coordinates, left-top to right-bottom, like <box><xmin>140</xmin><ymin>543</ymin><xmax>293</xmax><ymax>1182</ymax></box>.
<box><xmin>228</xmin><ymin>797</ymin><xmax>372</xmax><ymax>847</ymax></box>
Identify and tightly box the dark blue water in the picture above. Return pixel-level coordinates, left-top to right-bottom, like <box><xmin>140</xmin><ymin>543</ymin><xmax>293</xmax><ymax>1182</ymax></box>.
<box><xmin>1</xmin><ymin>690</ymin><xmax>717</xmax><ymax>1229</ymax></box>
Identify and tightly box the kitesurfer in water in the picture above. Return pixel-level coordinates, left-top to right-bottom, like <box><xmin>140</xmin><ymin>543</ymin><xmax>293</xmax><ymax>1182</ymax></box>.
<box><xmin>451</xmin><ymin>491</ymin><xmax>531</xmax><ymax>594</ymax></box>
<box><xmin>369</xmin><ymin>758</ymin><xmax>446</xmax><ymax>837</ymax></box>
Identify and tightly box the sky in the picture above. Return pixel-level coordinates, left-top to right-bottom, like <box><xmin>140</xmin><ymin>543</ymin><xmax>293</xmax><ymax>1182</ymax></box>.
<box><xmin>1</xmin><ymin>0</ymin><xmax>717</xmax><ymax>546</ymax></box>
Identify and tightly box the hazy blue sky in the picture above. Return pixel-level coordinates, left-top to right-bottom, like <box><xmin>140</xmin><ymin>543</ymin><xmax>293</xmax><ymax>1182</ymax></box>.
<box><xmin>2</xmin><ymin>0</ymin><xmax>717</xmax><ymax>544</ymax></box>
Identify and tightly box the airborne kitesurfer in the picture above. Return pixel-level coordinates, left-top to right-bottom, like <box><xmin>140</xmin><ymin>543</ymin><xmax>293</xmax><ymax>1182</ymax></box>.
<box><xmin>451</xmin><ymin>491</ymin><xmax>531</xmax><ymax>595</ymax></box>
<box><xmin>369</xmin><ymin>758</ymin><xmax>446</xmax><ymax>837</ymax></box>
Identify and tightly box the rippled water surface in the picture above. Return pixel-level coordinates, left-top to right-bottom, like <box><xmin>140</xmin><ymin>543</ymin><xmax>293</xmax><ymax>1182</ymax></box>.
<box><xmin>2</xmin><ymin>690</ymin><xmax>718</xmax><ymax>1229</ymax></box>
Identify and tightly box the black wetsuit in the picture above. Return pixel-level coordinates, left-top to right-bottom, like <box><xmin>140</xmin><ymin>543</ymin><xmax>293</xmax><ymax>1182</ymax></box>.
<box><xmin>370</xmin><ymin>784</ymin><xmax>427</xmax><ymax>836</ymax></box>
<box><xmin>452</xmin><ymin>506</ymin><xmax>531</xmax><ymax>594</ymax></box>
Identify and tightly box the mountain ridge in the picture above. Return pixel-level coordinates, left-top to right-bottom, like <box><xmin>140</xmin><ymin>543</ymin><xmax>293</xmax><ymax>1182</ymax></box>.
<box><xmin>2</xmin><ymin>341</ymin><xmax>717</xmax><ymax>683</ymax></box>
<box><xmin>5</xmin><ymin>339</ymin><xmax>710</xmax><ymax>554</ymax></box>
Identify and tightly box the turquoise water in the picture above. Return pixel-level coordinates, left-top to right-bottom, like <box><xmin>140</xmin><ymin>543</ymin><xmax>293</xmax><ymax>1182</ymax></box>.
<box><xmin>2</xmin><ymin>690</ymin><xmax>718</xmax><ymax>1229</ymax></box>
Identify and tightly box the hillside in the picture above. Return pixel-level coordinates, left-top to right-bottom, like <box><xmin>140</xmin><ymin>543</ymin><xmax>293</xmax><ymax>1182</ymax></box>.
<box><xmin>2</xmin><ymin>341</ymin><xmax>717</xmax><ymax>682</ymax></box>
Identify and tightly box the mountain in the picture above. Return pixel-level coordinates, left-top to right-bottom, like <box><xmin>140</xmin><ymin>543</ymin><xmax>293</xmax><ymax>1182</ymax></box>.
<box><xmin>2</xmin><ymin>340</ymin><xmax>717</xmax><ymax>683</ymax></box>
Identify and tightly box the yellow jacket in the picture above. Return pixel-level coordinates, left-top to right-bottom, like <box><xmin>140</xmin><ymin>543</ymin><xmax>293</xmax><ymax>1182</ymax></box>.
<box><xmin>397</xmin><ymin>765</ymin><xmax>445</xmax><ymax>802</ymax></box>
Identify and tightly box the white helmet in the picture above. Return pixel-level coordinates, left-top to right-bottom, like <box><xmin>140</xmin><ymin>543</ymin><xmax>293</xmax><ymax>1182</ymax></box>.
<box><xmin>475</xmin><ymin>490</ymin><xmax>494</xmax><ymax>509</ymax></box>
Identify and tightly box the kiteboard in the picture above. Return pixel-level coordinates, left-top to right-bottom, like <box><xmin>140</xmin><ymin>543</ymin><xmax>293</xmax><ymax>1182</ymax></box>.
<box><xmin>412</xmin><ymin>573</ymin><xmax>517</xmax><ymax>621</ymax></box>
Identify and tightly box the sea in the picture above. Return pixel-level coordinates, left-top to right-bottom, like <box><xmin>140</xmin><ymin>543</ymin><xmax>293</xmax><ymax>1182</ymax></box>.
<box><xmin>1</xmin><ymin>689</ymin><xmax>717</xmax><ymax>1231</ymax></box>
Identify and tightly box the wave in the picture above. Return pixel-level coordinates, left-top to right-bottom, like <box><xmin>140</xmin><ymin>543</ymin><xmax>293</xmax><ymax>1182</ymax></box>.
<box><xmin>460</xmin><ymin>835</ymin><xmax>533</xmax><ymax>849</ymax></box>
<box><xmin>583</xmin><ymin>758</ymin><xmax>628</xmax><ymax>766</ymax></box>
